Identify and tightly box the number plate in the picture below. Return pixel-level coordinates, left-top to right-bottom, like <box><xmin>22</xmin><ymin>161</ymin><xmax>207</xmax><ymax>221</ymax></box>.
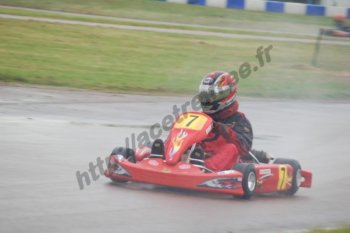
<box><xmin>174</xmin><ymin>113</ymin><xmax>209</xmax><ymax>131</ymax></box>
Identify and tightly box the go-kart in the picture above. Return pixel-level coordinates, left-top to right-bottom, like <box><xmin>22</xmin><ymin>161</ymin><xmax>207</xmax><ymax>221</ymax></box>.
<box><xmin>312</xmin><ymin>27</ymin><xmax>350</xmax><ymax>66</ymax></box>
<box><xmin>322</xmin><ymin>15</ymin><xmax>350</xmax><ymax>38</ymax></box>
<box><xmin>321</xmin><ymin>28</ymin><xmax>350</xmax><ymax>37</ymax></box>
<box><xmin>312</xmin><ymin>13</ymin><xmax>350</xmax><ymax>66</ymax></box>
<box><xmin>105</xmin><ymin>112</ymin><xmax>312</xmax><ymax>199</ymax></box>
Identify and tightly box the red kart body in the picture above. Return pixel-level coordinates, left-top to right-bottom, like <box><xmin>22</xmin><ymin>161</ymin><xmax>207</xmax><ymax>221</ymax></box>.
<box><xmin>105</xmin><ymin>112</ymin><xmax>312</xmax><ymax>198</ymax></box>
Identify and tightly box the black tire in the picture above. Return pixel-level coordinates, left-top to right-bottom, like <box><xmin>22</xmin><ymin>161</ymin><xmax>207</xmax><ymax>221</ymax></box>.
<box><xmin>108</xmin><ymin>147</ymin><xmax>135</xmax><ymax>183</ymax></box>
<box><xmin>110</xmin><ymin>147</ymin><xmax>136</xmax><ymax>163</ymax></box>
<box><xmin>273</xmin><ymin>158</ymin><xmax>302</xmax><ymax>196</ymax></box>
<box><xmin>233</xmin><ymin>163</ymin><xmax>256</xmax><ymax>199</ymax></box>
<box><xmin>110</xmin><ymin>178</ymin><xmax>128</xmax><ymax>183</ymax></box>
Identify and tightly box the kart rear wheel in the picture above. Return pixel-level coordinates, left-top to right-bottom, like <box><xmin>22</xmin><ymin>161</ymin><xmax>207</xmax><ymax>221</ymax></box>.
<box><xmin>233</xmin><ymin>163</ymin><xmax>256</xmax><ymax>200</ymax></box>
<box><xmin>273</xmin><ymin>158</ymin><xmax>302</xmax><ymax>195</ymax></box>
<box><xmin>109</xmin><ymin>147</ymin><xmax>136</xmax><ymax>183</ymax></box>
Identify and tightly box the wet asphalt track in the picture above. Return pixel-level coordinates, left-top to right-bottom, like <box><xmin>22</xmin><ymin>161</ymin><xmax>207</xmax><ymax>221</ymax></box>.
<box><xmin>0</xmin><ymin>85</ymin><xmax>350</xmax><ymax>233</ymax></box>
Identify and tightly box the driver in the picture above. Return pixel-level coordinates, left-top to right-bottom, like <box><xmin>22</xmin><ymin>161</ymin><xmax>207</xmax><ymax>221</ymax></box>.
<box><xmin>334</xmin><ymin>15</ymin><xmax>350</xmax><ymax>32</ymax></box>
<box><xmin>147</xmin><ymin>71</ymin><xmax>271</xmax><ymax>169</ymax></box>
<box><xmin>193</xmin><ymin>71</ymin><xmax>253</xmax><ymax>171</ymax></box>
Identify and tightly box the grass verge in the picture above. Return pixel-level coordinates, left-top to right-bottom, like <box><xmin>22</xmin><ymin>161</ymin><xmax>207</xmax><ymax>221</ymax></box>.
<box><xmin>0</xmin><ymin>0</ymin><xmax>344</xmax><ymax>35</ymax></box>
<box><xmin>0</xmin><ymin>18</ymin><xmax>349</xmax><ymax>99</ymax></box>
<box><xmin>0</xmin><ymin>7</ymin><xmax>319</xmax><ymax>40</ymax></box>
<box><xmin>1</xmin><ymin>0</ymin><xmax>349</xmax><ymax>99</ymax></box>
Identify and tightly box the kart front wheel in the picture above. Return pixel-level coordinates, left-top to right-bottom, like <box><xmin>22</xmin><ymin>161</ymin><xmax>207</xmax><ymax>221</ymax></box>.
<box><xmin>110</xmin><ymin>147</ymin><xmax>136</xmax><ymax>163</ymax></box>
<box><xmin>273</xmin><ymin>158</ymin><xmax>302</xmax><ymax>195</ymax></box>
<box><xmin>233</xmin><ymin>163</ymin><xmax>256</xmax><ymax>200</ymax></box>
<box><xmin>108</xmin><ymin>147</ymin><xmax>136</xmax><ymax>183</ymax></box>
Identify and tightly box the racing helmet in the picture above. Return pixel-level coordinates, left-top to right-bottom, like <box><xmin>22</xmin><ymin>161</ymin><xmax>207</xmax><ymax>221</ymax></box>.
<box><xmin>198</xmin><ymin>71</ymin><xmax>237</xmax><ymax>115</ymax></box>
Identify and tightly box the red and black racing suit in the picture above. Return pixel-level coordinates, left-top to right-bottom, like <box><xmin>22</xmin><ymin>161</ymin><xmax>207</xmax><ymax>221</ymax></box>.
<box><xmin>201</xmin><ymin>101</ymin><xmax>253</xmax><ymax>171</ymax></box>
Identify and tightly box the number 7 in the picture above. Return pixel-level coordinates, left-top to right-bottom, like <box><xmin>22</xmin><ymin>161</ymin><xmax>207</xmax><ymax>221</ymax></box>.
<box><xmin>186</xmin><ymin>115</ymin><xmax>199</xmax><ymax>127</ymax></box>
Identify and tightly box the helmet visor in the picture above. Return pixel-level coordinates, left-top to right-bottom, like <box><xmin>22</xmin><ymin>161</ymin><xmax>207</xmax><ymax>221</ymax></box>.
<box><xmin>198</xmin><ymin>85</ymin><xmax>231</xmax><ymax>104</ymax></box>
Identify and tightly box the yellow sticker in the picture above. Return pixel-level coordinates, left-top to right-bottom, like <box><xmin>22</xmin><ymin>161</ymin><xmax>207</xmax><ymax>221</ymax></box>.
<box><xmin>277</xmin><ymin>165</ymin><xmax>288</xmax><ymax>191</ymax></box>
<box><xmin>174</xmin><ymin>113</ymin><xmax>209</xmax><ymax>131</ymax></box>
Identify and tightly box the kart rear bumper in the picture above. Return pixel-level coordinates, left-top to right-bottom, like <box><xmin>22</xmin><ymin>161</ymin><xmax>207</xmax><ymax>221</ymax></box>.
<box><xmin>300</xmin><ymin>170</ymin><xmax>312</xmax><ymax>188</ymax></box>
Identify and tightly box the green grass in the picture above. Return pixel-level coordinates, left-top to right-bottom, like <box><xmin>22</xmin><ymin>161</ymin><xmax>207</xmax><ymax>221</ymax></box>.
<box><xmin>0</xmin><ymin>0</ymin><xmax>344</xmax><ymax>35</ymax></box>
<box><xmin>1</xmin><ymin>18</ymin><xmax>349</xmax><ymax>99</ymax></box>
<box><xmin>0</xmin><ymin>7</ymin><xmax>319</xmax><ymax>40</ymax></box>
<box><xmin>0</xmin><ymin>0</ymin><xmax>349</xmax><ymax>99</ymax></box>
